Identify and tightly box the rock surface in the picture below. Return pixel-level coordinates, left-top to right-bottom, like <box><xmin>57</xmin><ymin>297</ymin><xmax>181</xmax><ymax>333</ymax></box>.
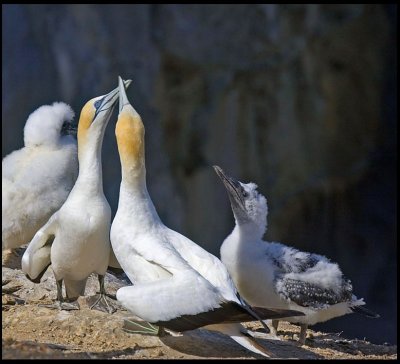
<box><xmin>2</xmin><ymin>249</ymin><xmax>397</xmax><ymax>359</ymax></box>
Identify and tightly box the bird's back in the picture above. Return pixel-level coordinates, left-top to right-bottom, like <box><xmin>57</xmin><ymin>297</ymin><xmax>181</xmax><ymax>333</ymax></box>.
<box><xmin>266</xmin><ymin>242</ymin><xmax>349</xmax><ymax>292</ymax></box>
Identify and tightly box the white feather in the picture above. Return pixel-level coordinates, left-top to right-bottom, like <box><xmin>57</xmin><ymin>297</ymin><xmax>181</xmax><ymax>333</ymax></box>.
<box><xmin>111</xmin><ymin>80</ymin><xmax>299</xmax><ymax>358</ymax></box>
<box><xmin>2</xmin><ymin>102</ymin><xmax>78</xmax><ymax>250</ymax></box>
<box><xmin>24</xmin><ymin>102</ymin><xmax>75</xmax><ymax>147</ymax></box>
<box><xmin>220</xmin><ymin>179</ymin><xmax>369</xmax><ymax>329</ymax></box>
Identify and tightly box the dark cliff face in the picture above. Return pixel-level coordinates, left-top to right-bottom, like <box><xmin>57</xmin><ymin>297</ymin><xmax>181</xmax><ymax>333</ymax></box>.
<box><xmin>2</xmin><ymin>4</ymin><xmax>396</xmax><ymax>344</ymax></box>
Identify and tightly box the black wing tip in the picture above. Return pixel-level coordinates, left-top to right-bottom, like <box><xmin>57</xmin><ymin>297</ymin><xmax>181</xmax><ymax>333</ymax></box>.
<box><xmin>154</xmin><ymin>301</ymin><xmax>307</xmax><ymax>333</ymax></box>
<box><xmin>351</xmin><ymin>305</ymin><xmax>380</xmax><ymax>318</ymax></box>
<box><xmin>252</xmin><ymin>306</ymin><xmax>306</xmax><ymax>318</ymax></box>
<box><xmin>25</xmin><ymin>262</ymin><xmax>51</xmax><ymax>284</ymax></box>
<box><xmin>25</xmin><ymin>274</ymin><xmax>41</xmax><ymax>284</ymax></box>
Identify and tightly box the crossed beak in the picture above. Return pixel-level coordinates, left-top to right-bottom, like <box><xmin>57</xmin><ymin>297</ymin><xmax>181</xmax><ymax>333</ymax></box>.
<box><xmin>94</xmin><ymin>78</ymin><xmax>132</xmax><ymax>120</ymax></box>
<box><xmin>118</xmin><ymin>76</ymin><xmax>130</xmax><ymax>113</ymax></box>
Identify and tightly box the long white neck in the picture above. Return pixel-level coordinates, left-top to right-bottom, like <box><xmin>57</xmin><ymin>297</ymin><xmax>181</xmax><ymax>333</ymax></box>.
<box><xmin>235</xmin><ymin>218</ymin><xmax>265</xmax><ymax>243</ymax></box>
<box><xmin>75</xmin><ymin>128</ymin><xmax>106</xmax><ymax>195</ymax></box>
<box><xmin>115</xmin><ymin>107</ymin><xmax>161</xmax><ymax>228</ymax></box>
<box><xmin>118</xmin><ymin>161</ymin><xmax>162</xmax><ymax>229</ymax></box>
<box><xmin>221</xmin><ymin>221</ymin><xmax>266</xmax><ymax>276</ymax></box>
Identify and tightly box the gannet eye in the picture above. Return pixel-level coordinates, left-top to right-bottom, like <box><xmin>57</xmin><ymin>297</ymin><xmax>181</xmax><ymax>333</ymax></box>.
<box><xmin>94</xmin><ymin>99</ymin><xmax>103</xmax><ymax>110</ymax></box>
<box><xmin>242</xmin><ymin>190</ymin><xmax>248</xmax><ymax>198</ymax></box>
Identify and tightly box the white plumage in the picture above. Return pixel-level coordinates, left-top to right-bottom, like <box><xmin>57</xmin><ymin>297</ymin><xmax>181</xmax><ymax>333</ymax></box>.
<box><xmin>2</xmin><ymin>102</ymin><xmax>78</xmax><ymax>251</ymax></box>
<box><xmin>111</xmin><ymin>77</ymin><xmax>303</xmax><ymax>358</ymax></box>
<box><xmin>214</xmin><ymin>165</ymin><xmax>379</xmax><ymax>344</ymax></box>
<box><xmin>22</xmin><ymin>81</ymin><xmax>131</xmax><ymax>312</ymax></box>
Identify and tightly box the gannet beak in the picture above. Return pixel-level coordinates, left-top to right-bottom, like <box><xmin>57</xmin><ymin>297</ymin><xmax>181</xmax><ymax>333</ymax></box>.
<box><xmin>213</xmin><ymin>165</ymin><xmax>247</xmax><ymax>214</ymax></box>
<box><xmin>94</xmin><ymin>79</ymin><xmax>132</xmax><ymax>121</ymax></box>
<box><xmin>118</xmin><ymin>76</ymin><xmax>130</xmax><ymax>113</ymax></box>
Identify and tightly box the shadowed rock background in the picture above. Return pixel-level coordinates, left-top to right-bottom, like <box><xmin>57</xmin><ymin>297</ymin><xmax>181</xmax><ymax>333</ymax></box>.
<box><xmin>2</xmin><ymin>4</ymin><xmax>396</xmax><ymax>344</ymax></box>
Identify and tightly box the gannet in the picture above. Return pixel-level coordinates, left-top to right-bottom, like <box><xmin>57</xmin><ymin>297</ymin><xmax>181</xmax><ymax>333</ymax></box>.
<box><xmin>22</xmin><ymin>80</ymin><xmax>132</xmax><ymax>312</ymax></box>
<box><xmin>2</xmin><ymin>102</ymin><xmax>78</xmax><ymax>252</ymax></box>
<box><xmin>110</xmin><ymin>77</ymin><xmax>304</xmax><ymax>358</ymax></box>
<box><xmin>214</xmin><ymin>165</ymin><xmax>380</xmax><ymax>345</ymax></box>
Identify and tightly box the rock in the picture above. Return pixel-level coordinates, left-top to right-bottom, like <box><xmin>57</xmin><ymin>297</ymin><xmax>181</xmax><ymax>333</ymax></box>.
<box><xmin>1</xmin><ymin>261</ymin><xmax>398</xmax><ymax>359</ymax></box>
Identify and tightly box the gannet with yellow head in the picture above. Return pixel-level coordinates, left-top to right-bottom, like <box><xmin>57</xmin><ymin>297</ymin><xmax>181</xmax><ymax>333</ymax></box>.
<box><xmin>110</xmin><ymin>77</ymin><xmax>304</xmax><ymax>358</ymax></box>
<box><xmin>214</xmin><ymin>165</ymin><xmax>380</xmax><ymax>345</ymax></box>
<box><xmin>22</xmin><ymin>80</ymin><xmax>131</xmax><ymax>312</ymax></box>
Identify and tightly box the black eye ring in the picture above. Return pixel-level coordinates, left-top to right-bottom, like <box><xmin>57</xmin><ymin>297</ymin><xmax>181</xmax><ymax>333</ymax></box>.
<box><xmin>94</xmin><ymin>99</ymin><xmax>103</xmax><ymax>110</ymax></box>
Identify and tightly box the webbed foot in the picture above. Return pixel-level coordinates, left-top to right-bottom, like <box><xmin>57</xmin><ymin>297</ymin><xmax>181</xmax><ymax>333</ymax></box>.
<box><xmin>241</xmin><ymin>328</ymin><xmax>283</xmax><ymax>341</ymax></box>
<box><xmin>39</xmin><ymin>300</ymin><xmax>80</xmax><ymax>311</ymax></box>
<box><xmin>122</xmin><ymin>319</ymin><xmax>164</xmax><ymax>336</ymax></box>
<box><xmin>87</xmin><ymin>294</ymin><xmax>117</xmax><ymax>314</ymax></box>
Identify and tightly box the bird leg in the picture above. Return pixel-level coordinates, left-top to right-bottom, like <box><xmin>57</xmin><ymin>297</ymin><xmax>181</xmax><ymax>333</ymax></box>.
<box><xmin>87</xmin><ymin>275</ymin><xmax>117</xmax><ymax>314</ymax></box>
<box><xmin>39</xmin><ymin>279</ymin><xmax>80</xmax><ymax>310</ymax></box>
<box><xmin>237</xmin><ymin>296</ymin><xmax>271</xmax><ymax>334</ymax></box>
<box><xmin>11</xmin><ymin>248</ymin><xmax>20</xmax><ymax>257</ymax></box>
<box><xmin>270</xmin><ymin>319</ymin><xmax>279</xmax><ymax>336</ymax></box>
<box><xmin>243</xmin><ymin>320</ymin><xmax>283</xmax><ymax>341</ymax></box>
<box><xmin>298</xmin><ymin>323</ymin><xmax>308</xmax><ymax>345</ymax></box>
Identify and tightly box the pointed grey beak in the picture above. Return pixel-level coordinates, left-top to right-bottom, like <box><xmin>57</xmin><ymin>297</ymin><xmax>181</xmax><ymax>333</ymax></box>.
<box><xmin>118</xmin><ymin>76</ymin><xmax>131</xmax><ymax>113</ymax></box>
<box><xmin>94</xmin><ymin>79</ymin><xmax>132</xmax><ymax>120</ymax></box>
<box><xmin>213</xmin><ymin>165</ymin><xmax>243</xmax><ymax>201</ymax></box>
<box><xmin>213</xmin><ymin>165</ymin><xmax>248</xmax><ymax>219</ymax></box>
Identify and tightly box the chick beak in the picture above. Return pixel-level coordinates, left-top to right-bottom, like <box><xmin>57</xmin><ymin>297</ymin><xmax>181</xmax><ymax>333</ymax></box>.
<box><xmin>213</xmin><ymin>165</ymin><xmax>246</xmax><ymax>213</ymax></box>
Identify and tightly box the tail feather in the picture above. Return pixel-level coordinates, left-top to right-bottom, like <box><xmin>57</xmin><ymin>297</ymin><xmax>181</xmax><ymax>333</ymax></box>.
<box><xmin>155</xmin><ymin>301</ymin><xmax>305</xmax><ymax>333</ymax></box>
<box><xmin>207</xmin><ymin>323</ymin><xmax>273</xmax><ymax>358</ymax></box>
<box><xmin>237</xmin><ymin>294</ymin><xmax>304</xmax><ymax>335</ymax></box>
<box><xmin>230</xmin><ymin>333</ymin><xmax>273</xmax><ymax>358</ymax></box>
<box><xmin>351</xmin><ymin>305</ymin><xmax>380</xmax><ymax>318</ymax></box>
<box><xmin>248</xmin><ymin>305</ymin><xmax>305</xmax><ymax>320</ymax></box>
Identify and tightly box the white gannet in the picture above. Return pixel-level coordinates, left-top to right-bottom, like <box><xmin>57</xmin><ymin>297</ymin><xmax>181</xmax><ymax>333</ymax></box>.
<box><xmin>213</xmin><ymin>165</ymin><xmax>380</xmax><ymax>345</ymax></box>
<box><xmin>21</xmin><ymin>80</ymin><xmax>132</xmax><ymax>312</ymax></box>
<box><xmin>110</xmin><ymin>77</ymin><xmax>304</xmax><ymax>358</ymax></box>
<box><xmin>2</xmin><ymin>102</ymin><xmax>78</xmax><ymax>253</ymax></box>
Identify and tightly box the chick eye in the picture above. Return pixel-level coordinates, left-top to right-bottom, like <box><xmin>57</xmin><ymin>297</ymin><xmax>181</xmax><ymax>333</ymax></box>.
<box><xmin>242</xmin><ymin>190</ymin><xmax>248</xmax><ymax>198</ymax></box>
<box><xmin>94</xmin><ymin>99</ymin><xmax>103</xmax><ymax>110</ymax></box>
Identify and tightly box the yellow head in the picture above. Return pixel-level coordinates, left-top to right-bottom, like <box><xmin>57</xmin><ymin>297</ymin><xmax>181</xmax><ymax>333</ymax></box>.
<box><xmin>115</xmin><ymin>77</ymin><xmax>145</xmax><ymax>171</ymax></box>
<box><xmin>77</xmin><ymin>99</ymin><xmax>96</xmax><ymax>144</ymax></box>
<box><xmin>77</xmin><ymin>79</ymin><xmax>132</xmax><ymax>147</ymax></box>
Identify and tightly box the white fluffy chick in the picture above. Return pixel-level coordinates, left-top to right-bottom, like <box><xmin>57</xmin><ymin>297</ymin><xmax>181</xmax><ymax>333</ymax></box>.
<box><xmin>2</xmin><ymin>102</ymin><xmax>78</xmax><ymax>252</ymax></box>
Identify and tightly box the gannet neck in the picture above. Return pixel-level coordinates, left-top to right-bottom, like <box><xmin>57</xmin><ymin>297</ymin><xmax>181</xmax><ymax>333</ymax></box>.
<box><xmin>75</xmin><ymin>135</ymin><xmax>105</xmax><ymax>194</ymax></box>
<box><xmin>74</xmin><ymin>102</ymin><xmax>108</xmax><ymax>194</ymax></box>
<box><xmin>115</xmin><ymin>78</ymin><xmax>161</xmax><ymax>228</ymax></box>
<box><xmin>233</xmin><ymin>217</ymin><xmax>265</xmax><ymax>242</ymax></box>
<box><xmin>118</xmin><ymin>178</ymin><xmax>162</xmax><ymax>229</ymax></box>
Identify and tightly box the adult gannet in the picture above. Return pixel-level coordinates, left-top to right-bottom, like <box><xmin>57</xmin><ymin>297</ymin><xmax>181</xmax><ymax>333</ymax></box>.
<box><xmin>2</xmin><ymin>102</ymin><xmax>78</xmax><ymax>252</ymax></box>
<box><xmin>213</xmin><ymin>165</ymin><xmax>380</xmax><ymax>345</ymax></box>
<box><xmin>110</xmin><ymin>77</ymin><xmax>304</xmax><ymax>358</ymax></box>
<box><xmin>22</xmin><ymin>80</ymin><xmax>132</xmax><ymax>312</ymax></box>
